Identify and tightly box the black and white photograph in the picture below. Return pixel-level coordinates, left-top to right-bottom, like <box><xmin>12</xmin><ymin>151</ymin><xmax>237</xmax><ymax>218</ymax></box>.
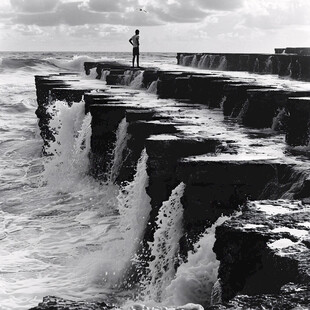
<box><xmin>0</xmin><ymin>1</ymin><xmax>309</xmax><ymax>309</ymax></box>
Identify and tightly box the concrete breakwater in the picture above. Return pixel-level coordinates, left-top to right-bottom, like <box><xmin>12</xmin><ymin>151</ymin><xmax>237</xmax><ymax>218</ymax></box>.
<box><xmin>177</xmin><ymin>47</ymin><xmax>310</xmax><ymax>81</ymax></box>
<box><xmin>32</xmin><ymin>61</ymin><xmax>310</xmax><ymax>309</ymax></box>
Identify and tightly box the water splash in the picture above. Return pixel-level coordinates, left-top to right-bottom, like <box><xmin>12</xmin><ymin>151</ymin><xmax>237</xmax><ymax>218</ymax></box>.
<box><xmin>180</xmin><ymin>55</ymin><xmax>193</xmax><ymax>67</ymax></box>
<box><xmin>191</xmin><ymin>55</ymin><xmax>198</xmax><ymax>68</ymax></box>
<box><xmin>209</xmin><ymin>55</ymin><xmax>217</xmax><ymax>69</ymax></box>
<box><xmin>42</xmin><ymin>100</ymin><xmax>91</xmax><ymax>191</ymax></box>
<box><xmin>264</xmin><ymin>56</ymin><xmax>273</xmax><ymax>74</ymax></box>
<box><xmin>198</xmin><ymin>55</ymin><xmax>210</xmax><ymax>69</ymax></box>
<box><xmin>141</xmin><ymin>182</ymin><xmax>185</xmax><ymax>302</ymax></box>
<box><xmin>288</xmin><ymin>60</ymin><xmax>302</xmax><ymax>79</ymax></box>
<box><xmin>110</xmin><ymin>117</ymin><xmax>130</xmax><ymax>183</ymax></box>
<box><xmin>253</xmin><ymin>58</ymin><xmax>260</xmax><ymax>73</ymax></box>
<box><xmin>130</xmin><ymin>71</ymin><xmax>144</xmax><ymax>89</ymax></box>
<box><xmin>210</xmin><ymin>279</ymin><xmax>222</xmax><ymax>305</ymax></box>
<box><xmin>147</xmin><ymin>80</ymin><xmax>158</xmax><ymax>94</ymax></box>
<box><xmin>236</xmin><ymin>99</ymin><xmax>249</xmax><ymax>121</ymax></box>
<box><xmin>122</xmin><ymin>70</ymin><xmax>135</xmax><ymax>85</ymax></box>
<box><xmin>102</xmin><ymin>70</ymin><xmax>110</xmax><ymax>81</ymax></box>
<box><xmin>219</xmin><ymin>96</ymin><xmax>227</xmax><ymax>110</ymax></box>
<box><xmin>163</xmin><ymin>215</ymin><xmax>230</xmax><ymax>308</ymax></box>
<box><xmin>116</xmin><ymin>149</ymin><xmax>152</xmax><ymax>281</ymax></box>
<box><xmin>76</xmin><ymin>149</ymin><xmax>151</xmax><ymax>290</ymax></box>
<box><xmin>217</xmin><ymin>56</ymin><xmax>227</xmax><ymax>71</ymax></box>
<box><xmin>45</xmin><ymin>55</ymin><xmax>101</xmax><ymax>72</ymax></box>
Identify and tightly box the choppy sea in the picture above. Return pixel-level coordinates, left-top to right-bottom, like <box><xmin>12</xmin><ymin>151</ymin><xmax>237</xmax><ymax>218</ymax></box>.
<box><xmin>2</xmin><ymin>51</ymin><xmax>310</xmax><ymax>310</ymax></box>
<box><xmin>0</xmin><ymin>52</ymin><xmax>223</xmax><ymax>310</ymax></box>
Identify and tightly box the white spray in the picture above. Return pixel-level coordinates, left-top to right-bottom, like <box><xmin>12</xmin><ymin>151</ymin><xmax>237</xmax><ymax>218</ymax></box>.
<box><xmin>116</xmin><ymin>149</ymin><xmax>152</xmax><ymax>280</ymax></box>
<box><xmin>217</xmin><ymin>56</ymin><xmax>227</xmax><ymax>71</ymax></box>
<box><xmin>102</xmin><ymin>70</ymin><xmax>110</xmax><ymax>81</ymax></box>
<box><xmin>122</xmin><ymin>70</ymin><xmax>135</xmax><ymax>85</ymax></box>
<box><xmin>147</xmin><ymin>80</ymin><xmax>159</xmax><ymax>94</ymax></box>
<box><xmin>110</xmin><ymin>117</ymin><xmax>130</xmax><ymax>183</ymax></box>
<box><xmin>164</xmin><ymin>216</ymin><xmax>230</xmax><ymax>307</ymax></box>
<box><xmin>42</xmin><ymin>100</ymin><xmax>91</xmax><ymax>191</ymax></box>
<box><xmin>76</xmin><ymin>149</ymin><xmax>151</xmax><ymax>289</ymax></box>
<box><xmin>237</xmin><ymin>99</ymin><xmax>249</xmax><ymax>121</ymax></box>
<box><xmin>264</xmin><ymin>56</ymin><xmax>273</xmax><ymax>74</ymax></box>
<box><xmin>130</xmin><ymin>71</ymin><xmax>144</xmax><ymax>89</ymax></box>
<box><xmin>191</xmin><ymin>55</ymin><xmax>198</xmax><ymax>67</ymax></box>
<box><xmin>219</xmin><ymin>96</ymin><xmax>227</xmax><ymax>110</ymax></box>
<box><xmin>141</xmin><ymin>182</ymin><xmax>186</xmax><ymax>302</ymax></box>
<box><xmin>253</xmin><ymin>58</ymin><xmax>260</xmax><ymax>73</ymax></box>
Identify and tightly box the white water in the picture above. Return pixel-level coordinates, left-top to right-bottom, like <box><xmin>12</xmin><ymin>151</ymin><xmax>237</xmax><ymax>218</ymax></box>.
<box><xmin>191</xmin><ymin>55</ymin><xmax>198</xmax><ymax>68</ymax></box>
<box><xmin>264</xmin><ymin>56</ymin><xmax>273</xmax><ymax>74</ymax></box>
<box><xmin>116</xmin><ymin>149</ymin><xmax>152</xmax><ymax>284</ymax></box>
<box><xmin>110</xmin><ymin>118</ymin><xmax>130</xmax><ymax>183</ymax></box>
<box><xmin>2</xmin><ymin>51</ymin><xmax>310</xmax><ymax>310</ymax></box>
<box><xmin>219</xmin><ymin>96</ymin><xmax>226</xmax><ymax>110</ymax></box>
<box><xmin>253</xmin><ymin>58</ymin><xmax>260</xmax><ymax>73</ymax></box>
<box><xmin>147</xmin><ymin>80</ymin><xmax>158</xmax><ymax>94</ymax></box>
<box><xmin>236</xmin><ymin>99</ymin><xmax>249</xmax><ymax>121</ymax></box>
<box><xmin>141</xmin><ymin>183</ymin><xmax>185</xmax><ymax>303</ymax></box>
<box><xmin>42</xmin><ymin>100</ymin><xmax>91</xmax><ymax>191</ymax></box>
<box><xmin>130</xmin><ymin>71</ymin><xmax>144</xmax><ymax>89</ymax></box>
<box><xmin>122</xmin><ymin>70</ymin><xmax>135</xmax><ymax>85</ymax></box>
<box><xmin>102</xmin><ymin>70</ymin><xmax>111</xmax><ymax>81</ymax></box>
<box><xmin>217</xmin><ymin>56</ymin><xmax>227</xmax><ymax>71</ymax></box>
<box><xmin>0</xmin><ymin>93</ymin><xmax>121</xmax><ymax>309</ymax></box>
<box><xmin>197</xmin><ymin>55</ymin><xmax>210</xmax><ymax>69</ymax></box>
<box><xmin>164</xmin><ymin>216</ymin><xmax>230</xmax><ymax>307</ymax></box>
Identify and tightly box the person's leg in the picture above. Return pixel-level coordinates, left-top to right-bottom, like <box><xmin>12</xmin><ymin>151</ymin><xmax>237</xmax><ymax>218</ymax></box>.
<box><xmin>132</xmin><ymin>55</ymin><xmax>135</xmax><ymax>67</ymax></box>
<box><xmin>137</xmin><ymin>54</ymin><xmax>139</xmax><ymax>68</ymax></box>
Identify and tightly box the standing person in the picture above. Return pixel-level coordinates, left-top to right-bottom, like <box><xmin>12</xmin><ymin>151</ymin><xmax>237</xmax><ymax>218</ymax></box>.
<box><xmin>129</xmin><ymin>29</ymin><xmax>140</xmax><ymax>68</ymax></box>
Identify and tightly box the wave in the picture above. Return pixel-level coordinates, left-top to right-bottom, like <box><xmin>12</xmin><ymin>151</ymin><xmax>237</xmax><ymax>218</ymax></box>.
<box><xmin>0</xmin><ymin>54</ymin><xmax>110</xmax><ymax>72</ymax></box>
<box><xmin>44</xmin><ymin>55</ymin><xmax>107</xmax><ymax>72</ymax></box>
<box><xmin>0</xmin><ymin>57</ymin><xmax>50</xmax><ymax>69</ymax></box>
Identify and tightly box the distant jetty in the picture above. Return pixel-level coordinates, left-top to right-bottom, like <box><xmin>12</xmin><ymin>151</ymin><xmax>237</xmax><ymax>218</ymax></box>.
<box><xmin>32</xmin><ymin>50</ymin><xmax>310</xmax><ymax>310</ymax></box>
<box><xmin>176</xmin><ymin>47</ymin><xmax>310</xmax><ymax>81</ymax></box>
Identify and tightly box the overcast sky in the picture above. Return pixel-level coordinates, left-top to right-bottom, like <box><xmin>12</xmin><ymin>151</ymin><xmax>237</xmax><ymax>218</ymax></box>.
<box><xmin>1</xmin><ymin>0</ymin><xmax>310</xmax><ymax>53</ymax></box>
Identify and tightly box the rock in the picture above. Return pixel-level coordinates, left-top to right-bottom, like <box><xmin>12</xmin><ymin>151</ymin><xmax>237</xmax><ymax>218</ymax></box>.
<box><xmin>116</xmin><ymin>121</ymin><xmax>179</xmax><ymax>184</ymax></box>
<box><xmin>51</xmin><ymin>88</ymin><xmax>92</xmax><ymax>104</ymax></box>
<box><xmin>213</xmin><ymin>199</ymin><xmax>310</xmax><ymax>302</ymax></box>
<box><xmin>176</xmin><ymin>158</ymin><xmax>288</xmax><ymax>244</ymax></box>
<box><xmin>286</xmin><ymin>97</ymin><xmax>310</xmax><ymax>146</ymax></box>
<box><xmin>223</xmin><ymin>84</ymin><xmax>272</xmax><ymax>117</ymax></box>
<box><xmin>207</xmin><ymin>283</ymin><xmax>310</xmax><ymax>310</ymax></box>
<box><xmin>188</xmin><ymin>75</ymin><xmax>225</xmax><ymax>105</ymax></box>
<box><xmin>29</xmin><ymin>295</ymin><xmax>113</xmax><ymax>310</ymax></box>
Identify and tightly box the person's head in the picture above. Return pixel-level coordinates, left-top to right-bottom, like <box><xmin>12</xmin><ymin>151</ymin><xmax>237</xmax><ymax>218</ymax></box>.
<box><xmin>135</xmin><ymin>29</ymin><xmax>140</xmax><ymax>35</ymax></box>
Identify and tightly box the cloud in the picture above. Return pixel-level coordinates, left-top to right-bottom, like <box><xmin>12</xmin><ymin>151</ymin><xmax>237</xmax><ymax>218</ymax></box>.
<box><xmin>142</xmin><ymin>0</ymin><xmax>211</xmax><ymax>24</ymax></box>
<box><xmin>10</xmin><ymin>0</ymin><xmax>59</xmax><ymax>13</ymax></box>
<box><xmin>197</xmin><ymin>0</ymin><xmax>244</xmax><ymax>11</ymax></box>
<box><xmin>65</xmin><ymin>24</ymin><xmax>129</xmax><ymax>39</ymax></box>
<box><xmin>242</xmin><ymin>0</ymin><xmax>310</xmax><ymax>30</ymax></box>
<box><xmin>12</xmin><ymin>24</ymin><xmax>44</xmax><ymax>35</ymax></box>
<box><xmin>12</xmin><ymin>1</ymin><xmax>161</xmax><ymax>26</ymax></box>
<box><xmin>148</xmin><ymin>2</ymin><xmax>208</xmax><ymax>23</ymax></box>
<box><xmin>87</xmin><ymin>0</ymin><xmax>123</xmax><ymax>12</ymax></box>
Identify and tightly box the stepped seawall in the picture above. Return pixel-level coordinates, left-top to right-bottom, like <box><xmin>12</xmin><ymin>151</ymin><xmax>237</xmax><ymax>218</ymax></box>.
<box><xmin>32</xmin><ymin>54</ymin><xmax>310</xmax><ymax>310</ymax></box>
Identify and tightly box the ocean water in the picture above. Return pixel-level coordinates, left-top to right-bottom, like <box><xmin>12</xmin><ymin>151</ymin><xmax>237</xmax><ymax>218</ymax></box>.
<box><xmin>0</xmin><ymin>52</ymin><xmax>228</xmax><ymax>310</ymax></box>
<box><xmin>1</xmin><ymin>51</ymin><xmax>310</xmax><ymax>310</ymax></box>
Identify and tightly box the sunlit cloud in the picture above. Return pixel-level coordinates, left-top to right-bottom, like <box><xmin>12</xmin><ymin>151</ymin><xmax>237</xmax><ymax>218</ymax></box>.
<box><xmin>0</xmin><ymin>0</ymin><xmax>310</xmax><ymax>52</ymax></box>
<box><xmin>10</xmin><ymin>0</ymin><xmax>60</xmax><ymax>13</ymax></box>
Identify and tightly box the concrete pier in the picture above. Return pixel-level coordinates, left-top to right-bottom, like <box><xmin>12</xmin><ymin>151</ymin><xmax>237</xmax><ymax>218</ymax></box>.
<box><xmin>177</xmin><ymin>49</ymin><xmax>310</xmax><ymax>81</ymax></box>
